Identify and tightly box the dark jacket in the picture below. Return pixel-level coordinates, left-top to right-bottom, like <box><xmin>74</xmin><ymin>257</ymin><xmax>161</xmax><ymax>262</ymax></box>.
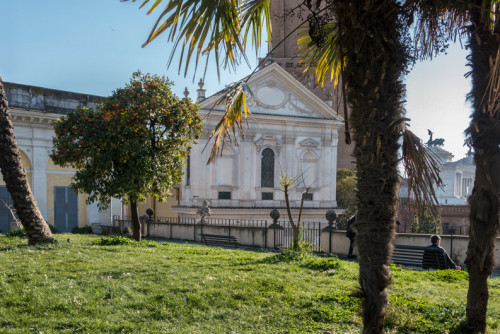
<box><xmin>422</xmin><ymin>244</ymin><xmax>457</xmax><ymax>270</ymax></box>
<box><xmin>346</xmin><ymin>216</ymin><xmax>356</xmax><ymax>239</ymax></box>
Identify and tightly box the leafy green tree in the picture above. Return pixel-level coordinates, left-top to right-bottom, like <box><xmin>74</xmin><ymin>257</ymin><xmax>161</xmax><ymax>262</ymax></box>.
<box><xmin>51</xmin><ymin>72</ymin><xmax>203</xmax><ymax>241</ymax></box>
<box><xmin>410</xmin><ymin>206</ymin><xmax>441</xmax><ymax>234</ymax></box>
<box><xmin>336</xmin><ymin>168</ymin><xmax>357</xmax><ymax>227</ymax></box>
<box><xmin>0</xmin><ymin>77</ymin><xmax>53</xmax><ymax>245</ymax></box>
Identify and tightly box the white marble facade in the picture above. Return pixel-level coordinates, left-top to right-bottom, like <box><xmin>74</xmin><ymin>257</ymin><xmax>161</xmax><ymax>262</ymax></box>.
<box><xmin>176</xmin><ymin>63</ymin><xmax>344</xmax><ymax>221</ymax></box>
<box><xmin>399</xmin><ymin>145</ymin><xmax>476</xmax><ymax>206</ymax></box>
<box><xmin>428</xmin><ymin>146</ymin><xmax>475</xmax><ymax>205</ymax></box>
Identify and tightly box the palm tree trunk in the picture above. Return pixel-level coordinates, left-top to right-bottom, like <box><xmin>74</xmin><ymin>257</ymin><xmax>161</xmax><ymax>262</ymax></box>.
<box><xmin>0</xmin><ymin>78</ymin><xmax>53</xmax><ymax>245</ymax></box>
<box><xmin>129</xmin><ymin>200</ymin><xmax>142</xmax><ymax>241</ymax></box>
<box><xmin>464</xmin><ymin>4</ymin><xmax>500</xmax><ymax>331</ymax></box>
<box><xmin>336</xmin><ymin>1</ymin><xmax>408</xmax><ymax>332</ymax></box>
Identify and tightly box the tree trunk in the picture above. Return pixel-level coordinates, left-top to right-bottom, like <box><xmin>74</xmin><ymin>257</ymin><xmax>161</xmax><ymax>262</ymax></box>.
<box><xmin>129</xmin><ymin>200</ymin><xmax>142</xmax><ymax>241</ymax></box>
<box><xmin>0</xmin><ymin>78</ymin><xmax>53</xmax><ymax>245</ymax></box>
<box><xmin>336</xmin><ymin>1</ymin><xmax>408</xmax><ymax>332</ymax></box>
<box><xmin>282</xmin><ymin>181</ymin><xmax>301</xmax><ymax>251</ymax></box>
<box><xmin>464</xmin><ymin>4</ymin><xmax>500</xmax><ymax>331</ymax></box>
<box><xmin>292</xmin><ymin>225</ymin><xmax>301</xmax><ymax>251</ymax></box>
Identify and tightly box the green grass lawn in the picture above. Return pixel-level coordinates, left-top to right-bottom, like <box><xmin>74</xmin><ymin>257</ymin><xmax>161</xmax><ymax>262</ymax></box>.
<box><xmin>0</xmin><ymin>234</ymin><xmax>498</xmax><ymax>333</ymax></box>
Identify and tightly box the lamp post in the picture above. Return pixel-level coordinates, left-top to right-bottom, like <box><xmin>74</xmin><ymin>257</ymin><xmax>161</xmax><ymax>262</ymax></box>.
<box><xmin>449</xmin><ymin>227</ymin><xmax>456</xmax><ymax>258</ymax></box>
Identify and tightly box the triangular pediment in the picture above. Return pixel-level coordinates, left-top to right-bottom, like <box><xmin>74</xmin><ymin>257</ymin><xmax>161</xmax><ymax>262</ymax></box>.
<box><xmin>298</xmin><ymin>138</ymin><xmax>319</xmax><ymax>148</ymax></box>
<box><xmin>200</xmin><ymin>63</ymin><xmax>343</xmax><ymax>121</ymax></box>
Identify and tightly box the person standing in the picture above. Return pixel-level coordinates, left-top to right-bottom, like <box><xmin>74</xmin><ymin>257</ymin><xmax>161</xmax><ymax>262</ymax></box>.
<box><xmin>346</xmin><ymin>214</ymin><xmax>356</xmax><ymax>258</ymax></box>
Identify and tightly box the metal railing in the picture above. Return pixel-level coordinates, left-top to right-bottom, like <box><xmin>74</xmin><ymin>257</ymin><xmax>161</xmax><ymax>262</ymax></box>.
<box><xmin>274</xmin><ymin>221</ymin><xmax>323</xmax><ymax>252</ymax></box>
<box><xmin>396</xmin><ymin>223</ymin><xmax>469</xmax><ymax>236</ymax></box>
<box><xmin>112</xmin><ymin>215</ymin><xmax>470</xmax><ymax>250</ymax></box>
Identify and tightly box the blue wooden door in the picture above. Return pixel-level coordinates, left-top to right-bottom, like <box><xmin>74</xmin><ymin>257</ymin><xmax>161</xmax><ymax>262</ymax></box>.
<box><xmin>54</xmin><ymin>187</ymin><xmax>78</xmax><ymax>232</ymax></box>
<box><xmin>0</xmin><ymin>186</ymin><xmax>14</xmax><ymax>233</ymax></box>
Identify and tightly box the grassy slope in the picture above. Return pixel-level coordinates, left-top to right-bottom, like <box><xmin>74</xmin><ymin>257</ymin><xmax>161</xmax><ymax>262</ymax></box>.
<box><xmin>0</xmin><ymin>234</ymin><xmax>498</xmax><ymax>334</ymax></box>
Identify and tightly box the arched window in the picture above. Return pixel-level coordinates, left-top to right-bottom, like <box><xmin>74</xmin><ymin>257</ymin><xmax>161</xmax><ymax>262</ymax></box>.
<box><xmin>261</xmin><ymin>148</ymin><xmax>274</xmax><ymax>188</ymax></box>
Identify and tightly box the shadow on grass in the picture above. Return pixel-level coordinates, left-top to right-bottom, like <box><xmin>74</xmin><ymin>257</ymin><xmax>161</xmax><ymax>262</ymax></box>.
<box><xmin>444</xmin><ymin>320</ymin><xmax>487</xmax><ymax>334</ymax></box>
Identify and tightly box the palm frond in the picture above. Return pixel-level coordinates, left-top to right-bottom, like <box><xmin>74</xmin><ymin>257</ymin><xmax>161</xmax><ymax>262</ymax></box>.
<box><xmin>134</xmin><ymin>0</ymin><xmax>248</xmax><ymax>79</ymax></box>
<box><xmin>482</xmin><ymin>47</ymin><xmax>500</xmax><ymax>117</ymax></box>
<box><xmin>241</xmin><ymin>0</ymin><xmax>271</xmax><ymax>57</ymax></box>
<box><xmin>481</xmin><ymin>1</ymin><xmax>500</xmax><ymax>117</ymax></box>
<box><xmin>206</xmin><ymin>80</ymin><xmax>254</xmax><ymax>163</ymax></box>
<box><xmin>409</xmin><ymin>0</ymin><xmax>469</xmax><ymax>61</ymax></box>
<box><xmin>296</xmin><ymin>22</ymin><xmax>343</xmax><ymax>88</ymax></box>
<box><xmin>402</xmin><ymin>128</ymin><xmax>443</xmax><ymax>217</ymax></box>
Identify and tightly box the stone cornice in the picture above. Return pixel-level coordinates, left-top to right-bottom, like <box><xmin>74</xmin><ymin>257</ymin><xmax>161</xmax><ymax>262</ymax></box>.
<box><xmin>10</xmin><ymin>108</ymin><xmax>60</xmax><ymax>128</ymax></box>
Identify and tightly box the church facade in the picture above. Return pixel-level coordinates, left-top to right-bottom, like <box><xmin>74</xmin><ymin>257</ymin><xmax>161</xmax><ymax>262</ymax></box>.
<box><xmin>175</xmin><ymin>63</ymin><xmax>343</xmax><ymax>221</ymax></box>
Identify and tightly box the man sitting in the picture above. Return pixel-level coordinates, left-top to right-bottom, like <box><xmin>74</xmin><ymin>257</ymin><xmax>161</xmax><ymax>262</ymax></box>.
<box><xmin>422</xmin><ymin>235</ymin><xmax>461</xmax><ymax>270</ymax></box>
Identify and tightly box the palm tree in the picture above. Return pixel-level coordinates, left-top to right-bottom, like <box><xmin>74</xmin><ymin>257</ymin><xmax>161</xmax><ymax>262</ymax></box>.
<box><xmin>410</xmin><ymin>1</ymin><xmax>500</xmax><ymax>330</ymax></box>
<box><xmin>0</xmin><ymin>77</ymin><xmax>53</xmax><ymax>245</ymax></box>
<box><xmin>463</xmin><ymin>1</ymin><xmax>500</xmax><ymax>331</ymax></box>
<box><xmin>126</xmin><ymin>1</ymin><xmax>440</xmax><ymax>332</ymax></box>
<box><xmin>313</xmin><ymin>2</ymin><xmax>412</xmax><ymax>331</ymax></box>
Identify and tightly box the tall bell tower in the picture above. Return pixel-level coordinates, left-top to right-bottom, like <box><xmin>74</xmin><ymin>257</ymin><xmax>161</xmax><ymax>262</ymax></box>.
<box><xmin>268</xmin><ymin>0</ymin><xmax>354</xmax><ymax>170</ymax></box>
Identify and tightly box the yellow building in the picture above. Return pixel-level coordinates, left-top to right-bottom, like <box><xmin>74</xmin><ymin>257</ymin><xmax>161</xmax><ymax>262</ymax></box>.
<box><xmin>1</xmin><ymin>82</ymin><xmax>121</xmax><ymax>233</ymax></box>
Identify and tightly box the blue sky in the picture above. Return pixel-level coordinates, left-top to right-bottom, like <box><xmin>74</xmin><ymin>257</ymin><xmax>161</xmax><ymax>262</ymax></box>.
<box><xmin>0</xmin><ymin>1</ymin><xmax>471</xmax><ymax>159</ymax></box>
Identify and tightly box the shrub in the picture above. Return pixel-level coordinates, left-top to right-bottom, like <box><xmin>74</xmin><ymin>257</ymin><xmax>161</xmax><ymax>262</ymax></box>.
<box><xmin>92</xmin><ymin>236</ymin><xmax>158</xmax><ymax>247</ymax></box>
<box><xmin>5</xmin><ymin>228</ymin><xmax>27</xmax><ymax>238</ymax></box>
<box><xmin>303</xmin><ymin>256</ymin><xmax>341</xmax><ymax>272</ymax></box>
<box><xmin>425</xmin><ymin>269</ymin><xmax>469</xmax><ymax>282</ymax></box>
<box><xmin>71</xmin><ymin>226</ymin><xmax>93</xmax><ymax>234</ymax></box>
<box><xmin>122</xmin><ymin>226</ymin><xmax>132</xmax><ymax>235</ymax></box>
<box><xmin>48</xmin><ymin>224</ymin><xmax>60</xmax><ymax>234</ymax></box>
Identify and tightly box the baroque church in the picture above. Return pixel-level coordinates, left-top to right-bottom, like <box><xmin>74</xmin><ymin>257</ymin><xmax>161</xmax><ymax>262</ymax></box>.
<box><xmin>129</xmin><ymin>0</ymin><xmax>353</xmax><ymax>222</ymax></box>
<box><xmin>175</xmin><ymin>63</ymin><xmax>344</xmax><ymax>221</ymax></box>
<box><xmin>1</xmin><ymin>1</ymin><xmax>352</xmax><ymax>231</ymax></box>
<box><xmin>1</xmin><ymin>1</ymin><xmax>476</xmax><ymax>231</ymax></box>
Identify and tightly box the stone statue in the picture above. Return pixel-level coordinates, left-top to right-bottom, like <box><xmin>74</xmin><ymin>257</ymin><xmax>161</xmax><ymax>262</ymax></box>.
<box><xmin>427</xmin><ymin>129</ymin><xmax>434</xmax><ymax>146</ymax></box>
<box><xmin>196</xmin><ymin>200</ymin><xmax>211</xmax><ymax>224</ymax></box>
<box><xmin>427</xmin><ymin>129</ymin><xmax>445</xmax><ymax>147</ymax></box>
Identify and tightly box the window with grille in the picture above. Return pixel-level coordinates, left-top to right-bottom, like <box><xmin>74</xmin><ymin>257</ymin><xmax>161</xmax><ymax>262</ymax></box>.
<box><xmin>303</xmin><ymin>193</ymin><xmax>313</xmax><ymax>201</ymax></box>
<box><xmin>218</xmin><ymin>191</ymin><xmax>231</xmax><ymax>200</ymax></box>
<box><xmin>262</xmin><ymin>192</ymin><xmax>273</xmax><ymax>200</ymax></box>
<box><xmin>261</xmin><ymin>148</ymin><xmax>274</xmax><ymax>188</ymax></box>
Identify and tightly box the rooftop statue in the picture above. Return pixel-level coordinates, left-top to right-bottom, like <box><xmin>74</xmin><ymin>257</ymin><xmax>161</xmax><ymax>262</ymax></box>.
<box><xmin>427</xmin><ymin>129</ymin><xmax>445</xmax><ymax>147</ymax></box>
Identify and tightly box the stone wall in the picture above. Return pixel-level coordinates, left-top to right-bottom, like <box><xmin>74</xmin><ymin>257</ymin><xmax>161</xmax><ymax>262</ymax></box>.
<box><xmin>146</xmin><ymin>220</ymin><xmax>500</xmax><ymax>269</ymax></box>
<box><xmin>321</xmin><ymin>231</ymin><xmax>499</xmax><ymax>269</ymax></box>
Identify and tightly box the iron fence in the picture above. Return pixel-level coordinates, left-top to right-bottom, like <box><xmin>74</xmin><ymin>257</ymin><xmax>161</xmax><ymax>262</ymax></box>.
<box><xmin>203</xmin><ymin>218</ymin><xmax>268</xmax><ymax>228</ymax></box>
<box><xmin>111</xmin><ymin>215</ymin><xmax>469</xmax><ymax>251</ymax></box>
<box><xmin>396</xmin><ymin>223</ymin><xmax>469</xmax><ymax>236</ymax></box>
<box><xmin>274</xmin><ymin>221</ymin><xmax>324</xmax><ymax>252</ymax></box>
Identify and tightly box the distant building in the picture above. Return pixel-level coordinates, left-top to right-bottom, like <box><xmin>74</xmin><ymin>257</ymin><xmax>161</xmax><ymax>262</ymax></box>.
<box><xmin>0</xmin><ymin>82</ymin><xmax>121</xmax><ymax>233</ymax></box>
<box><xmin>398</xmin><ymin>143</ymin><xmax>475</xmax><ymax>234</ymax></box>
